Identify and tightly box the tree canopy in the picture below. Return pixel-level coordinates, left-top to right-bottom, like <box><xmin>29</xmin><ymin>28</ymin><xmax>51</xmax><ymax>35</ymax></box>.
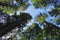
<box><xmin>0</xmin><ymin>0</ymin><xmax>60</xmax><ymax>40</ymax></box>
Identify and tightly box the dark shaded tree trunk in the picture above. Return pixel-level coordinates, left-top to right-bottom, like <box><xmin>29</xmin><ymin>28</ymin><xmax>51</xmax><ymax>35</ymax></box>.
<box><xmin>0</xmin><ymin>12</ymin><xmax>32</xmax><ymax>37</ymax></box>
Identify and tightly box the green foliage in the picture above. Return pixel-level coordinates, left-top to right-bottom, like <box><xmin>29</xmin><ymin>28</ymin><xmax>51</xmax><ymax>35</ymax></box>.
<box><xmin>34</xmin><ymin>29</ymin><xmax>45</xmax><ymax>40</ymax></box>
<box><xmin>49</xmin><ymin>5</ymin><xmax>60</xmax><ymax>16</ymax></box>
<box><xmin>0</xmin><ymin>0</ymin><xmax>5</xmax><ymax>2</ymax></box>
<box><xmin>36</xmin><ymin>14</ymin><xmax>46</xmax><ymax>23</ymax></box>
<box><xmin>26</xmin><ymin>23</ymin><xmax>37</xmax><ymax>32</ymax></box>
<box><xmin>3</xmin><ymin>7</ymin><xmax>15</xmax><ymax>14</ymax></box>
<box><xmin>44</xmin><ymin>21</ymin><xmax>60</xmax><ymax>40</ymax></box>
<box><xmin>32</xmin><ymin>0</ymin><xmax>46</xmax><ymax>8</ymax></box>
<box><xmin>32</xmin><ymin>0</ymin><xmax>56</xmax><ymax>8</ymax></box>
<box><xmin>0</xmin><ymin>0</ymin><xmax>13</xmax><ymax>3</ymax></box>
<box><xmin>54</xmin><ymin>19</ymin><xmax>60</xmax><ymax>24</ymax></box>
<box><xmin>32</xmin><ymin>0</ymin><xmax>59</xmax><ymax>8</ymax></box>
<box><xmin>17</xmin><ymin>3</ymin><xmax>29</xmax><ymax>11</ymax></box>
<box><xmin>0</xmin><ymin>0</ymin><xmax>60</xmax><ymax>40</ymax></box>
<box><xmin>0</xmin><ymin>6</ymin><xmax>3</xmax><ymax>10</ymax></box>
<box><xmin>0</xmin><ymin>0</ymin><xmax>29</xmax><ymax>14</ymax></box>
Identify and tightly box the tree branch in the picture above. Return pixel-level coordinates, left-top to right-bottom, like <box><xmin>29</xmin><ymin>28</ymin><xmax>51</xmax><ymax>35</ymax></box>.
<box><xmin>44</xmin><ymin>21</ymin><xmax>60</xmax><ymax>31</ymax></box>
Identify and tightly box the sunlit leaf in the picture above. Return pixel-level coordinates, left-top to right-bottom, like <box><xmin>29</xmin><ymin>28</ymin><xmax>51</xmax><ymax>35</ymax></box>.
<box><xmin>3</xmin><ymin>7</ymin><xmax>15</xmax><ymax>14</ymax></box>
<box><xmin>36</xmin><ymin>14</ymin><xmax>46</xmax><ymax>23</ymax></box>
